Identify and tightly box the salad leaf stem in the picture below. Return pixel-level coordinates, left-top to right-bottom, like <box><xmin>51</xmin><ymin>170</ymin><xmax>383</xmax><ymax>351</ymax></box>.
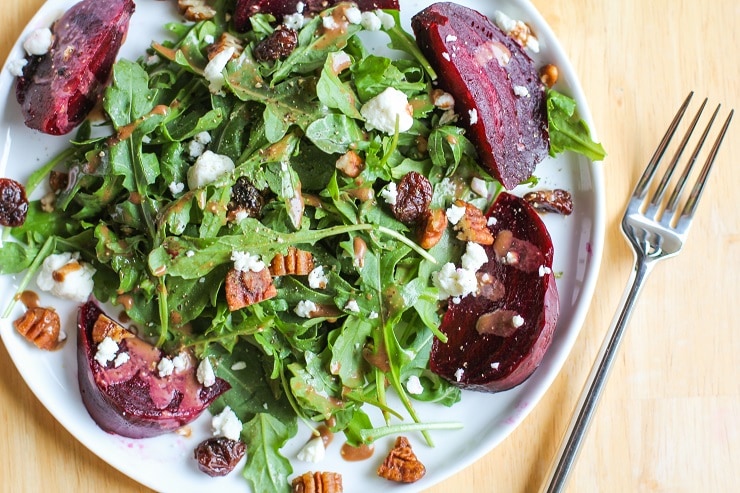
<box><xmin>359</xmin><ymin>420</ymin><xmax>463</xmax><ymax>443</ymax></box>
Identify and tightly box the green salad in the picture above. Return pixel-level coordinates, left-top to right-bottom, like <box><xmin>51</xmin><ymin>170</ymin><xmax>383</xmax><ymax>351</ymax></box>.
<box><xmin>0</xmin><ymin>1</ymin><xmax>604</xmax><ymax>491</ymax></box>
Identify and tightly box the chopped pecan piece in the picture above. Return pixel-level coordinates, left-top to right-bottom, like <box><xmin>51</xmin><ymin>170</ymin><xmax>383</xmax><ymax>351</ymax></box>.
<box><xmin>177</xmin><ymin>0</ymin><xmax>217</xmax><ymax>21</ymax></box>
<box><xmin>523</xmin><ymin>189</ymin><xmax>573</xmax><ymax>215</ymax></box>
<box><xmin>207</xmin><ymin>32</ymin><xmax>244</xmax><ymax>60</ymax></box>
<box><xmin>453</xmin><ymin>200</ymin><xmax>494</xmax><ymax>245</ymax></box>
<box><xmin>254</xmin><ymin>26</ymin><xmax>299</xmax><ymax>62</ymax></box>
<box><xmin>225</xmin><ymin>268</ymin><xmax>277</xmax><ymax>311</ymax></box>
<box><xmin>335</xmin><ymin>150</ymin><xmax>364</xmax><ymax>178</ymax></box>
<box><xmin>377</xmin><ymin>436</ymin><xmax>426</xmax><ymax>483</ymax></box>
<box><xmin>270</xmin><ymin>247</ymin><xmax>315</xmax><ymax>277</ymax></box>
<box><xmin>417</xmin><ymin>208</ymin><xmax>447</xmax><ymax>249</ymax></box>
<box><xmin>91</xmin><ymin>313</ymin><xmax>135</xmax><ymax>344</ymax></box>
<box><xmin>13</xmin><ymin>306</ymin><xmax>64</xmax><ymax>350</ymax></box>
<box><xmin>291</xmin><ymin>471</ymin><xmax>343</xmax><ymax>493</ymax></box>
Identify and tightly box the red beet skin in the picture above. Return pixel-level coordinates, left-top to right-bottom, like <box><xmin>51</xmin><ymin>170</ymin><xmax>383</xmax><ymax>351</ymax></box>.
<box><xmin>411</xmin><ymin>3</ymin><xmax>550</xmax><ymax>190</ymax></box>
<box><xmin>430</xmin><ymin>192</ymin><xmax>559</xmax><ymax>392</ymax></box>
<box><xmin>233</xmin><ymin>0</ymin><xmax>399</xmax><ymax>31</ymax></box>
<box><xmin>15</xmin><ymin>0</ymin><xmax>135</xmax><ymax>135</ymax></box>
<box><xmin>77</xmin><ymin>301</ymin><xmax>230</xmax><ymax>438</ymax></box>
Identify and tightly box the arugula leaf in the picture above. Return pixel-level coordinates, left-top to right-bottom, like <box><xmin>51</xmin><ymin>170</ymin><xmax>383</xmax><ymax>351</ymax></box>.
<box><xmin>242</xmin><ymin>413</ymin><xmax>294</xmax><ymax>493</ymax></box>
<box><xmin>547</xmin><ymin>89</ymin><xmax>607</xmax><ymax>161</ymax></box>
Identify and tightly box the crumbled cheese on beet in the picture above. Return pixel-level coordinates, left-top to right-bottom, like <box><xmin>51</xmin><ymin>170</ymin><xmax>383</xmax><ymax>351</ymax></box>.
<box><xmin>197</xmin><ymin>357</ymin><xmax>216</xmax><ymax>387</ymax></box>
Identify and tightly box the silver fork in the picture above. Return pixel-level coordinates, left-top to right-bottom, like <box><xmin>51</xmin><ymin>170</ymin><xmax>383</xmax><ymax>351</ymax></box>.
<box><xmin>540</xmin><ymin>92</ymin><xmax>734</xmax><ymax>493</ymax></box>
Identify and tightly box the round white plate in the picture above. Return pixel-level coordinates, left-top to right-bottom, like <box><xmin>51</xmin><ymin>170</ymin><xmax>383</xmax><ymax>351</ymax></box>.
<box><xmin>0</xmin><ymin>1</ymin><xmax>604</xmax><ymax>491</ymax></box>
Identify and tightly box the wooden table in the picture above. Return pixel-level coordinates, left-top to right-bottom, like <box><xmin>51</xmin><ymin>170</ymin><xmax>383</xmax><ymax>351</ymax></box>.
<box><xmin>1</xmin><ymin>1</ymin><xmax>738</xmax><ymax>492</ymax></box>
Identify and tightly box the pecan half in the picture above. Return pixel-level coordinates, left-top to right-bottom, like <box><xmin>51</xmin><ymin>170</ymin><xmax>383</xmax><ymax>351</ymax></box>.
<box><xmin>207</xmin><ymin>32</ymin><xmax>244</xmax><ymax>60</ymax></box>
<box><xmin>92</xmin><ymin>313</ymin><xmax>135</xmax><ymax>344</ymax></box>
<box><xmin>291</xmin><ymin>471</ymin><xmax>343</xmax><ymax>493</ymax></box>
<box><xmin>377</xmin><ymin>436</ymin><xmax>426</xmax><ymax>483</ymax></box>
<box><xmin>523</xmin><ymin>189</ymin><xmax>573</xmax><ymax>215</ymax></box>
<box><xmin>270</xmin><ymin>247</ymin><xmax>315</xmax><ymax>277</ymax></box>
<box><xmin>453</xmin><ymin>200</ymin><xmax>494</xmax><ymax>245</ymax></box>
<box><xmin>13</xmin><ymin>306</ymin><xmax>64</xmax><ymax>350</ymax></box>
<box><xmin>225</xmin><ymin>268</ymin><xmax>277</xmax><ymax>311</ymax></box>
<box><xmin>177</xmin><ymin>0</ymin><xmax>216</xmax><ymax>21</ymax></box>
<box><xmin>417</xmin><ymin>208</ymin><xmax>447</xmax><ymax>249</ymax></box>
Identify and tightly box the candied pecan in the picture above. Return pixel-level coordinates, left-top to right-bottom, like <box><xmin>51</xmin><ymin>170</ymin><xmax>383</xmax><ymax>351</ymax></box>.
<box><xmin>377</xmin><ymin>436</ymin><xmax>426</xmax><ymax>483</ymax></box>
<box><xmin>523</xmin><ymin>188</ymin><xmax>573</xmax><ymax>215</ymax></box>
<box><xmin>392</xmin><ymin>171</ymin><xmax>433</xmax><ymax>225</ymax></box>
<box><xmin>270</xmin><ymin>247</ymin><xmax>315</xmax><ymax>277</ymax></box>
<box><xmin>291</xmin><ymin>471</ymin><xmax>343</xmax><ymax>493</ymax></box>
<box><xmin>207</xmin><ymin>32</ymin><xmax>244</xmax><ymax>60</ymax></box>
<box><xmin>254</xmin><ymin>26</ymin><xmax>299</xmax><ymax>62</ymax></box>
<box><xmin>177</xmin><ymin>0</ymin><xmax>217</xmax><ymax>21</ymax></box>
<box><xmin>539</xmin><ymin>63</ymin><xmax>559</xmax><ymax>88</ymax></box>
<box><xmin>227</xmin><ymin>176</ymin><xmax>265</xmax><ymax>221</ymax></box>
<box><xmin>225</xmin><ymin>268</ymin><xmax>277</xmax><ymax>311</ymax></box>
<box><xmin>14</xmin><ymin>306</ymin><xmax>64</xmax><ymax>350</ymax></box>
<box><xmin>453</xmin><ymin>200</ymin><xmax>494</xmax><ymax>245</ymax></box>
<box><xmin>417</xmin><ymin>208</ymin><xmax>447</xmax><ymax>249</ymax></box>
<box><xmin>92</xmin><ymin>313</ymin><xmax>135</xmax><ymax>344</ymax></box>
<box><xmin>194</xmin><ymin>436</ymin><xmax>246</xmax><ymax>477</ymax></box>
<box><xmin>0</xmin><ymin>178</ymin><xmax>28</xmax><ymax>227</ymax></box>
<box><xmin>335</xmin><ymin>150</ymin><xmax>364</xmax><ymax>178</ymax></box>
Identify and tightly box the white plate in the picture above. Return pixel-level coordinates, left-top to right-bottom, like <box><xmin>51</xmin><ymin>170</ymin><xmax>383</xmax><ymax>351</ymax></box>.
<box><xmin>0</xmin><ymin>1</ymin><xmax>604</xmax><ymax>491</ymax></box>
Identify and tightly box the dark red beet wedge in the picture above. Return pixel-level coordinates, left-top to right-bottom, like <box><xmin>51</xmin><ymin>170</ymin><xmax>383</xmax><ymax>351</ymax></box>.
<box><xmin>15</xmin><ymin>0</ymin><xmax>135</xmax><ymax>135</ymax></box>
<box><xmin>430</xmin><ymin>192</ymin><xmax>559</xmax><ymax>392</ymax></box>
<box><xmin>233</xmin><ymin>0</ymin><xmax>399</xmax><ymax>32</ymax></box>
<box><xmin>77</xmin><ymin>300</ymin><xmax>230</xmax><ymax>438</ymax></box>
<box><xmin>411</xmin><ymin>3</ymin><xmax>549</xmax><ymax>189</ymax></box>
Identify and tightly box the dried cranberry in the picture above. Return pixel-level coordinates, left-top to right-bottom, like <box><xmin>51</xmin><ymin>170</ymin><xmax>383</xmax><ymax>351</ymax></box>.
<box><xmin>228</xmin><ymin>176</ymin><xmax>265</xmax><ymax>219</ymax></box>
<box><xmin>0</xmin><ymin>178</ymin><xmax>29</xmax><ymax>227</ymax></box>
<box><xmin>253</xmin><ymin>26</ymin><xmax>298</xmax><ymax>62</ymax></box>
<box><xmin>392</xmin><ymin>171</ymin><xmax>433</xmax><ymax>225</ymax></box>
<box><xmin>194</xmin><ymin>436</ymin><xmax>246</xmax><ymax>477</ymax></box>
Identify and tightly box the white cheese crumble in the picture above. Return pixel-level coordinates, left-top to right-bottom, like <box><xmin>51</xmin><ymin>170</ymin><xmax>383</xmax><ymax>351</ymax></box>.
<box><xmin>308</xmin><ymin>266</ymin><xmax>329</xmax><ymax>289</ymax></box>
<box><xmin>203</xmin><ymin>46</ymin><xmax>235</xmax><ymax>93</ymax></box>
<box><xmin>204</xmin><ymin>34</ymin><xmax>215</xmax><ymax>44</ymax></box>
<box><xmin>6</xmin><ymin>58</ymin><xmax>27</xmax><ymax>77</ymax></box>
<box><xmin>512</xmin><ymin>314</ymin><xmax>525</xmax><ymax>328</ymax></box>
<box><xmin>454</xmin><ymin>368</ymin><xmax>464</xmax><ymax>382</ymax></box>
<box><xmin>470</xmin><ymin>177</ymin><xmax>489</xmax><ymax>197</ymax></box>
<box><xmin>169</xmin><ymin>181</ymin><xmax>185</xmax><ymax>195</ymax></box>
<box><xmin>283</xmin><ymin>13</ymin><xmax>306</xmax><ymax>30</ymax></box>
<box><xmin>231</xmin><ymin>361</ymin><xmax>247</xmax><ymax>371</ymax></box>
<box><xmin>405</xmin><ymin>375</ymin><xmax>424</xmax><ymax>395</ymax></box>
<box><xmin>231</xmin><ymin>250</ymin><xmax>265</xmax><ymax>273</ymax></box>
<box><xmin>360</xmin><ymin>87</ymin><xmax>414</xmax><ymax>135</ymax></box>
<box><xmin>375</xmin><ymin>9</ymin><xmax>396</xmax><ymax>29</ymax></box>
<box><xmin>490</xmin><ymin>361</ymin><xmax>500</xmax><ymax>370</ymax></box>
<box><xmin>380</xmin><ymin>181</ymin><xmax>398</xmax><ymax>205</ymax></box>
<box><xmin>294</xmin><ymin>300</ymin><xmax>317</xmax><ymax>318</ymax></box>
<box><xmin>433</xmin><ymin>262</ymin><xmax>479</xmax><ymax>300</ymax></box>
<box><xmin>94</xmin><ymin>337</ymin><xmax>119</xmax><ymax>366</ymax></box>
<box><xmin>360</xmin><ymin>11</ymin><xmax>382</xmax><ymax>31</ymax></box>
<box><xmin>296</xmin><ymin>436</ymin><xmax>326</xmax><ymax>463</ymax></box>
<box><xmin>344</xmin><ymin>6</ymin><xmax>362</xmax><ymax>24</ymax></box>
<box><xmin>344</xmin><ymin>299</ymin><xmax>360</xmax><ymax>313</ymax></box>
<box><xmin>172</xmin><ymin>352</ymin><xmax>190</xmax><ymax>372</ymax></box>
<box><xmin>368</xmin><ymin>311</ymin><xmax>379</xmax><ymax>319</ymax></box>
<box><xmin>468</xmin><ymin>108</ymin><xmax>479</xmax><ymax>124</ymax></box>
<box><xmin>445</xmin><ymin>34</ymin><xmax>458</xmax><ymax>42</ymax></box>
<box><xmin>487</xmin><ymin>216</ymin><xmax>498</xmax><ymax>226</ymax></box>
<box><xmin>513</xmin><ymin>85</ymin><xmax>530</xmax><ymax>97</ymax></box>
<box><xmin>461</xmin><ymin>242</ymin><xmax>489</xmax><ymax>272</ymax></box>
<box><xmin>23</xmin><ymin>28</ymin><xmax>53</xmax><ymax>56</ymax></box>
<box><xmin>211</xmin><ymin>405</ymin><xmax>243</xmax><ymax>441</ymax></box>
<box><xmin>36</xmin><ymin>252</ymin><xmax>96</xmax><ymax>302</ymax></box>
<box><xmin>113</xmin><ymin>352</ymin><xmax>130</xmax><ymax>368</ymax></box>
<box><xmin>446</xmin><ymin>203</ymin><xmax>466</xmax><ymax>225</ymax></box>
<box><xmin>322</xmin><ymin>14</ymin><xmax>339</xmax><ymax>30</ymax></box>
<box><xmin>187</xmin><ymin>150</ymin><xmax>235</xmax><ymax>189</ymax></box>
<box><xmin>538</xmin><ymin>265</ymin><xmax>552</xmax><ymax>277</ymax></box>
<box><xmin>493</xmin><ymin>11</ymin><xmax>540</xmax><ymax>53</ymax></box>
<box><xmin>442</xmin><ymin>52</ymin><xmax>451</xmax><ymax>61</ymax></box>
<box><xmin>188</xmin><ymin>140</ymin><xmax>206</xmax><ymax>158</ymax></box>
<box><xmin>197</xmin><ymin>357</ymin><xmax>216</xmax><ymax>387</ymax></box>
<box><xmin>432</xmin><ymin>91</ymin><xmax>455</xmax><ymax>110</ymax></box>
<box><xmin>157</xmin><ymin>357</ymin><xmax>175</xmax><ymax>377</ymax></box>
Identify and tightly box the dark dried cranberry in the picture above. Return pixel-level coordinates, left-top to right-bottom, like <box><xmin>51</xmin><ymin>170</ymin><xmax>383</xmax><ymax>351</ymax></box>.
<box><xmin>0</xmin><ymin>178</ymin><xmax>29</xmax><ymax>227</ymax></box>
<box><xmin>392</xmin><ymin>171</ymin><xmax>433</xmax><ymax>225</ymax></box>
<box><xmin>194</xmin><ymin>436</ymin><xmax>246</xmax><ymax>477</ymax></box>
<box><xmin>523</xmin><ymin>189</ymin><xmax>573</xmax><ymax>215</ymax></box>
<box><xmin>254</xmin><ymin>26</ymin><xmax>298</xmax><ymax>62</ymax></box>
<box><xmin>48</xmin><ymin>170</ymin><xmax>69</xmax><ymax>192</ymax></box>
<box><xmin>228</xmin><ymin>176</ymin><xmax>265</xmax><ymax>220</ymax></box>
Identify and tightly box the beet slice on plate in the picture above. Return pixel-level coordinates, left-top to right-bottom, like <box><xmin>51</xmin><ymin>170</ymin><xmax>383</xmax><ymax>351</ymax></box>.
<box><xmin>411</xmin><ymin>3</ymin><xmax>550</xmax><ymax>190</ymax></box>
<box><xmin>77</xmin><ymin>300</ymin><xmax>230</xmax><ymax>438</ymax></box>
<box><xmin>431</xmin><ymin>192</ymin><xmax>559</xmax><ymax>392</ymax></box>
<box><xmin>233</xmin><ymin>0</ymin><xmax>400</xmax><ymax>31</ymax></box>
<box><xmin>15</xmin><ymin>0</ymin><xmax>135</xmax><ymax>135</ymax></box>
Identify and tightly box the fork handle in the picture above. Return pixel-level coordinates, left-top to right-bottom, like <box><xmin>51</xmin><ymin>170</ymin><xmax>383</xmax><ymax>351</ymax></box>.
<box><xmin>540</xmin><ymin>256</ymin><xmax>655</xmax><ymax>493</ymax></box>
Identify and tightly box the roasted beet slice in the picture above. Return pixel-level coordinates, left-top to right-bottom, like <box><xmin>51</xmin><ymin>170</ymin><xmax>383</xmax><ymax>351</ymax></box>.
<box><xmin>412</xmin><ymin>3</ymin><xmax>549</xmax><ymax>189</ymax></box>
<box><xmin>430</xmin><ymin>192</ymin><xmax>559</xmax><ymax>392</ymax></box>
<box><xmin>233</xmin><ymin>0</ymin><xmax>399</xmax><ymax>32</ymax></box>
<box><xmin>15</xmin><ymin>0</ymin><xmax>135</xmax><ymax>135</ymax></box>
<box><xmin>77</xmin><ymin>300</ymin><xmax>230</xmax><ymax>438</ymax></box>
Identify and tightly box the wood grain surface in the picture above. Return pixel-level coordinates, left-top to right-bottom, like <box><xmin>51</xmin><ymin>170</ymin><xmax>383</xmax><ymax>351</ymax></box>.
<box><xmin>1</xmin><ymin>1</ymin><xmax>738</xmax><ymax>492</ymax></box>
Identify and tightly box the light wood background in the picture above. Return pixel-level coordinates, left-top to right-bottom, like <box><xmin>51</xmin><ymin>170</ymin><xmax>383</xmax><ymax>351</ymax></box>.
<box><xmin>1</xmin><ymin>1</ymin><xmax>738</xmax><ymax>492</ymax></box>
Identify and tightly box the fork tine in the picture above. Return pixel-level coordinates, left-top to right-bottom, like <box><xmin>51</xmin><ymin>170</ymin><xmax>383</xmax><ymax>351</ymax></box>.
<box><xmin>633</xmin><ymin>92</ymin><xmax>694</xmax><ymax>201</ymax></box>
<box><xmin>664</xmin><ymin>104</ymin><xmax>720</xmax><ymax>215</ymax></box>
<box><xmin>678</xmin><ymin>108</ymin><xmax>734</xmax><ymax>221</ymax></box>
